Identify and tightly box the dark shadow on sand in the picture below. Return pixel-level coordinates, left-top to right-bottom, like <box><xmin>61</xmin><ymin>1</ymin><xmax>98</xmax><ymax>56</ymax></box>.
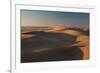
<box><xmin>21</xmin><ymin>31</ymin><xmax>83</xmax><ymax>63</ymax></box>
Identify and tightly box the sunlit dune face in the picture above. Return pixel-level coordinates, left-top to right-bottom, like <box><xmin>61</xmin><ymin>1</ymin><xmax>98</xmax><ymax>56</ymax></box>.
<box><xmin>72</xmin><ymin>35</ymin><xmax>89</xmax><ymax>59</ymax></box>
<box><xmin>21</xmin><ymin>34</ymin><xmax>33</xmax><ymax>39</ymax></box>
<box><xmin>21</xmin><ymin>29</ymin><xmax>33</xmax><ymax>34</ymax></box>
<box><xmin>62</xmin><ymin>30</ymin><xmax>81</xmax><ymax>36</ymax></box>
<box><xmin>76</xmin><ymin>35</ymin><xmax>89</xmax><ymax>44</ymax></box>
<box><xmin>52</xmin><ymin>26</ymin><xmax>64</xmax><ymax>30</ymax></box>
<box><xmin>76</xmin><ymin>35</ymin><xmax>89</xmax><ymax>59</ymax></box>
<box><xmin>45</xmin><ymin>26</ymin><xmax>65</xmax><ymax>32</ymax></box>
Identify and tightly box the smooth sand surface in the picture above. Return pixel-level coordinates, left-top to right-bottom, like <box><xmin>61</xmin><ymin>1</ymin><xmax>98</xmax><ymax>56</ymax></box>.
<box><xmin>45</xmin><ymin>27</ymin><xmax>89</xmax><ymax>59</ymax></box>
<box><xmin>21</xmin><ymin>27</ymin><xmax>89</xmax><ymax>63</ymax></box>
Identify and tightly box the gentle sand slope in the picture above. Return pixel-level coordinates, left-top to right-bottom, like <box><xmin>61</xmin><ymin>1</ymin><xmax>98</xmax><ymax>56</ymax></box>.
<box><xmin>21</xmin><ymin>27</ymin><xmax>89</xmax><ymax>62</ymax></box>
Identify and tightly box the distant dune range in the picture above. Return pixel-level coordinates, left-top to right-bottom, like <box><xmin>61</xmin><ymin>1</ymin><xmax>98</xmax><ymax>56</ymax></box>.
<box><xmin>21</xmin><ymin>26</ymin><xmax>89</xmax><ymax>63</ymax></box>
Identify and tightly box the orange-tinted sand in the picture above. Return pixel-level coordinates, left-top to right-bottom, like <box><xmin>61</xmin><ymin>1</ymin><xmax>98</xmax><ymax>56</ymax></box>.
<box><xmin>21</xmin><ymin>27</ymin><xmax>89</xmax><ymax>62</ymax></box>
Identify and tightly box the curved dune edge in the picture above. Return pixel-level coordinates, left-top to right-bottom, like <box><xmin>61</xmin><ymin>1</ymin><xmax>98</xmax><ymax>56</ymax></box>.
<box><xmin>63</xmin><ymin>31</ymin><xmax>89</xmax><ymax>60</ymax></box>
<box><xmin>76</xmin><ymin>35</ymin><xmax>89</xmax><ymax>59</ymax></box>
<box><xmin>45</xmin><ymin>29</ymin><xmax>89</xmax><ymax>60</ymax></box>
<box><xmin>21</xmin><ymin>28</ymin><xmax>89</xmax><ymax>60</ymax></box>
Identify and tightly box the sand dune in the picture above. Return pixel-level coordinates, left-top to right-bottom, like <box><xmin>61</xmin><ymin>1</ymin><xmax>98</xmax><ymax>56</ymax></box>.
<box><xmin>45</xmin><ymin>26</ymin><xmax>65</xmax><ymax>32</ymax></box>
<box><xmin>44</xmin><ymin>27</ymin><xmax>89</xmax><ymax>59</ymax></box>
<box><xmin>21</xmin><ymin>26</ymin><xmax>89</xmax><ymax>62</ymax></box>
<box><xmin>75</xmin><ymin>35</ymin><xmax>89</xmax><ymax>59</ymax></box>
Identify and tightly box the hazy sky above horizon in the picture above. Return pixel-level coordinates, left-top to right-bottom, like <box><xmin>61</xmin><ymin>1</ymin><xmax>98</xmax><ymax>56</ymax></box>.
<box><xmin>21</xmin><ymin>10</ymin><xmax>89</xmax><ymax>29</ymax></box>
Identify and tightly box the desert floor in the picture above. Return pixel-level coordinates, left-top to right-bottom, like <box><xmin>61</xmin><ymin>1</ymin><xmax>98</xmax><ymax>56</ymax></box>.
<box><xmin>21</xmin><ymin>27</ymin><xmax>89</xmax><ymax>63</ymax></box>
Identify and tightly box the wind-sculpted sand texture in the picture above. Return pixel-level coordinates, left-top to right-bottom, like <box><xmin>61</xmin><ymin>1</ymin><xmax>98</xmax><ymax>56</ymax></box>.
<box><xmin>21</xmin><ymin>27</ymin><xmax>89</xmax><ymax>63</ymax></box>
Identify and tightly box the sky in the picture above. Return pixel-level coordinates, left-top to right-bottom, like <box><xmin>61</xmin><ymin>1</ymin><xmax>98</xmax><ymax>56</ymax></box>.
<box><xmin>21</xmin><ymin>9</ymin><xmax>89</xmax><ymax>29</ymax></box>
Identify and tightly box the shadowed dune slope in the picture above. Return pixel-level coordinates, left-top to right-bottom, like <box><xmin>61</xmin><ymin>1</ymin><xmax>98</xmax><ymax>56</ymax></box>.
<box><xmin>21</xmin><ymin>27</ymin><xmax>89</xmax><ymax>63</ymax></box>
